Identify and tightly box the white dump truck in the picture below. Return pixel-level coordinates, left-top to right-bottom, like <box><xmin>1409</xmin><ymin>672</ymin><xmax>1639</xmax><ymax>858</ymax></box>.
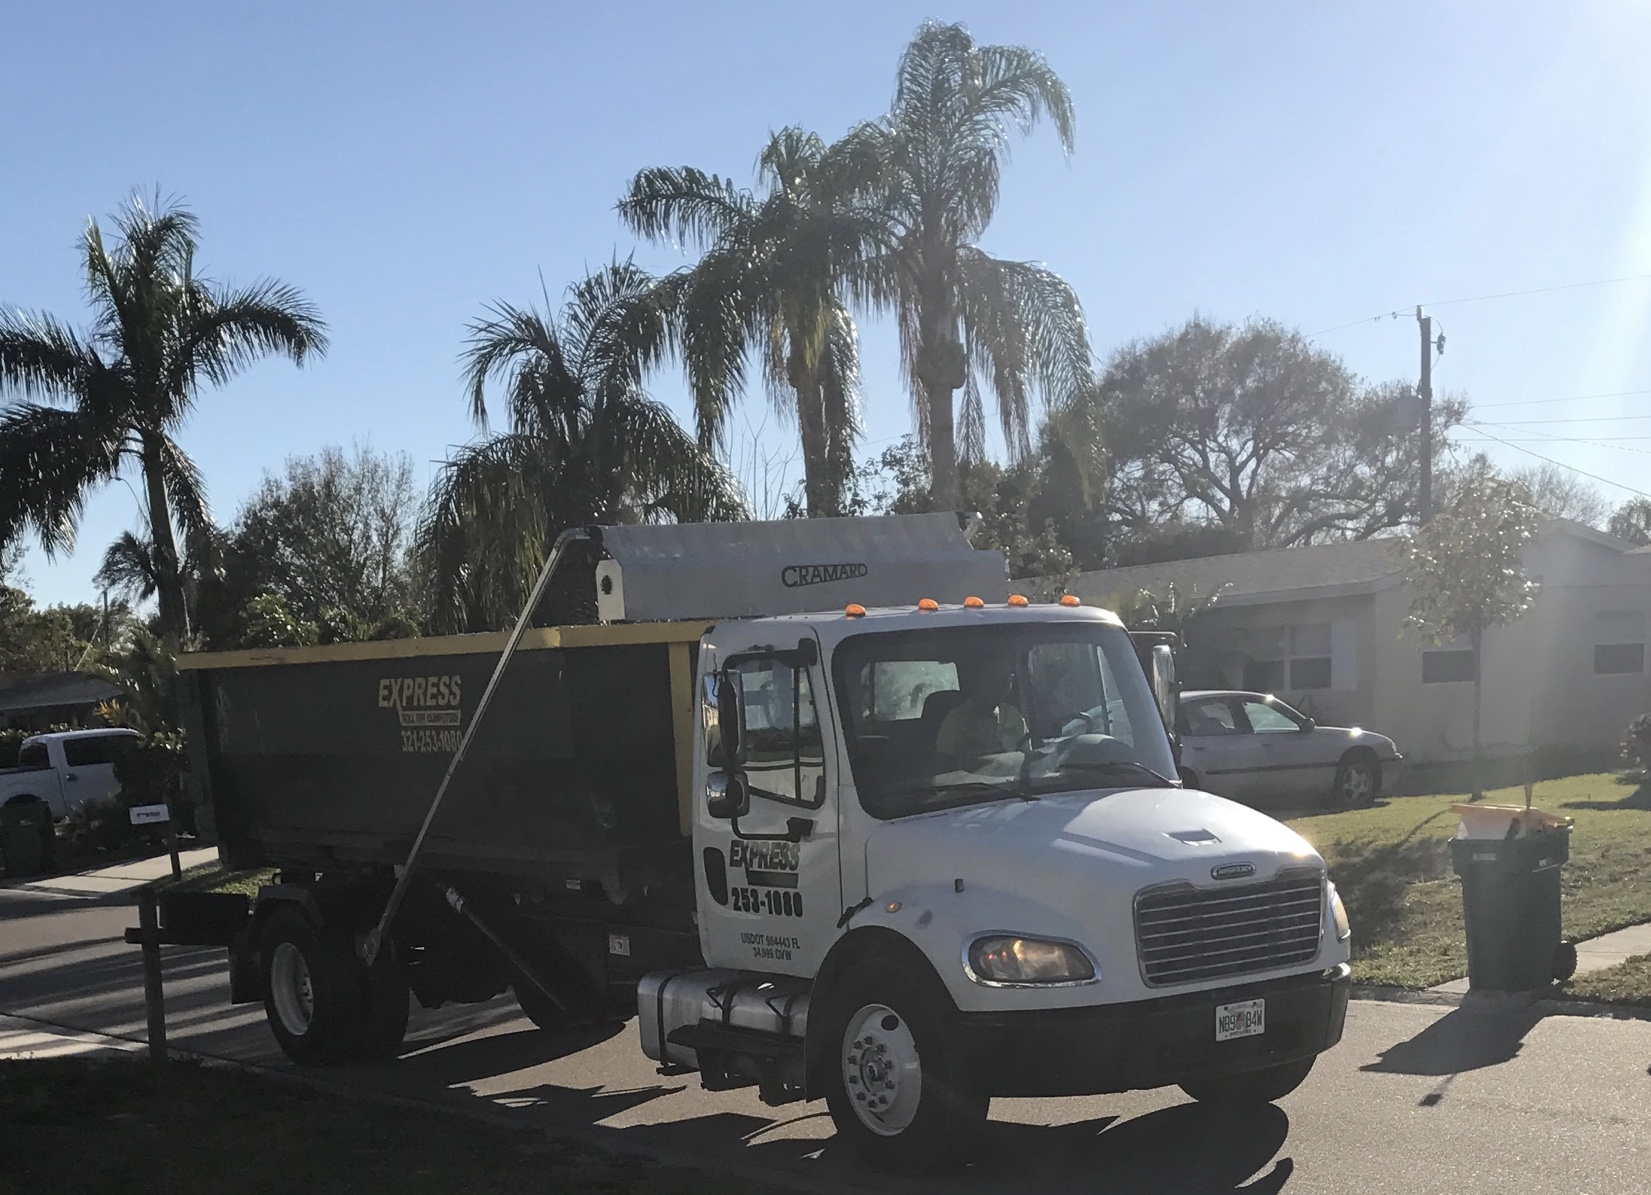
<box><xmin>171</xmin><ymin>515</ymin><xmax>1350</xmax><ymax>1172</ymax></box>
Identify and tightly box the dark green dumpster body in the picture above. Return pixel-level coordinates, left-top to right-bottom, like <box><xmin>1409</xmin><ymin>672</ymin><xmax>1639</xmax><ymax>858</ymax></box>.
<box><xmin>0</xmin><ymin>801</ymin><xmax>50</xmax><ymax>878</ymax></box>
<box><xmin>1450</xmin><ymin>826</ymin><xmax>1571</xmax><ymax>992</ymax></box>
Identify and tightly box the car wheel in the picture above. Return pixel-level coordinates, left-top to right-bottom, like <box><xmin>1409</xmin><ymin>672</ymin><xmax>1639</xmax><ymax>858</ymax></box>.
<box><xmin>821</xmin><ymin>959</ymin><xmax>987</xmax><ymax>1174</ymax></box>
<box><xmin>1180</xmin><ymin>1056</ymin><xmax>1315</xmax><ymax>1105</ymax></box>
<box><xmin>260</xmin><ymin>908</ymin><xmax>367</xmax><ymax>1066</ymax></box>
<box><xmin>1332</xmin><ymin>751</ymin><xmax>1379</xmax><ymax>809</ymax></box>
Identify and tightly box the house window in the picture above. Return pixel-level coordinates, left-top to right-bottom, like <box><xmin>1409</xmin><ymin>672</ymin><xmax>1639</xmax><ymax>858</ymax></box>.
<box><xmin>1594</xmin><ymin>611</ymin><xmax>1646</xmax><ymax>676</ymax></box>
<box><xmin>1422</xmin><ymin>643</ymin><xmax>1477</xmax><ymax>683</ymax></box>
<box><xmin>1242</xmin><ymin>624</ymin><xmax>1332</xmax><ymax>692</ymax></box>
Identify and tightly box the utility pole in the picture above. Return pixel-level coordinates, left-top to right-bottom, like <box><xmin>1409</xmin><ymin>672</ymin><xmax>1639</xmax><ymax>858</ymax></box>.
<box><xmin>1416</xmin><ymin>306</ymin><xmax>1443</xmax><ymax>524</ymax></box>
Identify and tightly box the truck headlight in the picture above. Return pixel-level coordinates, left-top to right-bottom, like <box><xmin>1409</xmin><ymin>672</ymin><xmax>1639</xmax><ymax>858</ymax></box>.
<box><xmin>1329</xmin><ymin>883</ymin><xmax>1351</xmax><ymax>942</ymax></box>
<box><xmin>967</xmin><ymin>936</ymin><xmax>1096</xmax><ymax>985</ymax></box>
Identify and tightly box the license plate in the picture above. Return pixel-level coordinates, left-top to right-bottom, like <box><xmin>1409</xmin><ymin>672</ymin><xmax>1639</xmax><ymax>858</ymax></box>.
<box><xmin>1215</xmin><ymin>999</ymin><xmax>1265</xmax><ymax>1042</ymax></box>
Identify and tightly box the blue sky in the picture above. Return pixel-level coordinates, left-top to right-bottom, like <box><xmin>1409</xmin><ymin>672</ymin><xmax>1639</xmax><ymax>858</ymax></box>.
<box><xmin>5</xmin><ymin>1</ymin><xmax>1651</xmax><ymax>606</ymax></box>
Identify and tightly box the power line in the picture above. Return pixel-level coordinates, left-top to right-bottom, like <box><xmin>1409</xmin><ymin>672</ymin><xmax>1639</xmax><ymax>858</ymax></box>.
<box><xmin>1471</xmin><ymin>413</ymin><xmax>1651</xmax><ymax>426</ymax></box>
<box><xmin>1308</xmin><ymin>270</ymin><xmax>1651</xmax><ymax>339</ymax></box>
<box><xmin>1474</xmin><ymin>387</ymin><xmax>1651</xmax><ymax>410</ymax></box>
<box><xmin>1459</xmin><ymin>425</ymin><xmax>1651</xmax><ymax>499</ymax></box>
<box><xmin>1458</xmin><ymin>435</ymin><xmax>1651</xmax><ymax>442</ymax></box>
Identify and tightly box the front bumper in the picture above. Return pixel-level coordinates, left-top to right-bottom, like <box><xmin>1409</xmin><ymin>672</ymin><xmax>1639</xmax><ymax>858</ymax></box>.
<box><xmin>956</xmin><ymin>963</ymin><xmax>1351</xmax><ymax>1097</ymax></box>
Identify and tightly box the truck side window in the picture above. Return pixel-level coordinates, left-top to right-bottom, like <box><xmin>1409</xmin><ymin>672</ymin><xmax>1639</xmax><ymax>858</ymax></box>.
<box><xmin>18</xmin><ymin>741</ymin><xmax>48</xmax><ymax>769</ymax></box>
<box><xmin>62</xmin><ymin>734</ymin><xmax>132</xmax><ymax>767</ymax></box>
<box><xmin>729</xmin><ymin>658</ymin><xmax>825</xmax><ymax>808</ymax></box>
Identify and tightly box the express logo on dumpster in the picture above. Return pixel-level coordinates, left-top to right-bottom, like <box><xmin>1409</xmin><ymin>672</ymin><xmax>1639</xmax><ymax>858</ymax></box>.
<box><xmin>378</xmin><ymin>674</ymin><xmax>464</xmax><ymax>754</ymax></box>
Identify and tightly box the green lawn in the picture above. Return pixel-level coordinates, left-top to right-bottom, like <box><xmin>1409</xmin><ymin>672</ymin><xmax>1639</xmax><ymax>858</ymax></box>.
<box><xmin>146</xmin><ymin>860</ymin><xmax>275</xmax><ymax>898</ymax></box>
<box><xmin>1568</xmin><ymin>954</ymin><xmax>1651</xmax><ymax>1007</ymax></box>
<box><xmin>1285</xmin><ymin>773</ymin><xmax>1651</xmax><ymax>990</ymax></box>
<box><xmin>0</xmin><ymin>1057</ymin><xmax>795</xmax><ymax>1195</ymax></box>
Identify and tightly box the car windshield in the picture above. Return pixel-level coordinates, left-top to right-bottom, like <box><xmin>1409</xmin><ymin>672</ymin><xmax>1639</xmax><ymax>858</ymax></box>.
<box><xmin>833</xmin><ymin>622</ymin><xmax>1178</xmax><ymax>819</ymax></box>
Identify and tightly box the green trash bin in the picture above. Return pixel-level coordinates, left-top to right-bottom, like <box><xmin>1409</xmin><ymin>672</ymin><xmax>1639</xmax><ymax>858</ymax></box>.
<box><xmin>1449</xmin><ymin>821</ymin><xmax>1572</xmax><ymax>992</ymax></box>
<box><xmin>0</xmin><ymin>800</ymin><xmax>51</xmax><ymax>878</ymax></box>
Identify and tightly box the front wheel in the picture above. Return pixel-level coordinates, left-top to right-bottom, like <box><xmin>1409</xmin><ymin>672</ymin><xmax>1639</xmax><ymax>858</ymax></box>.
<box><xmin>513</xmin><ymin>982</ymin><xmax>566</xmax><ymax>1033</ymax></box>
<box><xmin>1180</xmin><ymin>1056</ymin><xmax>1315</xmax><ymax>1106</ymax></box>
<box><xmin>1332</xmin><ymin>752</ymin><xmax>1379</xmax><ymax>809</ymax></box>
<box><xmin>821</xmin><ymin>960</ymin><xmax>987</xmax><ymax>1174</ymax></box>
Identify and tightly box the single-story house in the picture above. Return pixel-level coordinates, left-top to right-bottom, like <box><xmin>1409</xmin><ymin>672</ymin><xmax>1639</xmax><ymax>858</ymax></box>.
<box><xmin>0</xmin><ymin>672</ymin><xmax>125</xmax><ymax>731</ymax></box>
<box><xmin>1066</xmin><ymin>520</ymin><xmax>1651</xmax><ymax>772</ymax></box>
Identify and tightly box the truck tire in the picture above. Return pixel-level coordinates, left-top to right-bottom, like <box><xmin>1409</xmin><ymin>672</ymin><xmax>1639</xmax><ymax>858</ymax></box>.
<box><xmin>513</xmin><ymin>982</ymin><xmax>566</xmax><ymax>1033</ymax></box>
<box><xmin>1179</xmin><ymin>1056</ymin><xmax>1315</xmax><ymax>1106</ymax></box>
<box><xmin>820</xmin><ymin>959</ymin><xmax>987</xmax><ymax>1174</ymax></box>
<box><xmin>260</xmin><ymin>908</ymin><xmax>367</xmax><ymax>1065</ymax></box>
<box><xmin>1331</xmin><ymin>751</ymin><xmax>1379</xmax><ymax>809</ymax></box>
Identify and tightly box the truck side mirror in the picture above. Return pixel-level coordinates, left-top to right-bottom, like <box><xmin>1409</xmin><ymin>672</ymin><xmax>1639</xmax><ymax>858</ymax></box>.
<box><xmin>706</xmin><ymin>772</ymin><xmax>750</xmax><ymax>821</ymax></box>
<box><xmin>716</xmin><ymin>668</ymin><xmax>746</xmax><ymax>768</ymax></box>
<box><xmin>1151</xmin><ymin>644</ymin><xmax>1177</xmax><ymax>734</ymax></box>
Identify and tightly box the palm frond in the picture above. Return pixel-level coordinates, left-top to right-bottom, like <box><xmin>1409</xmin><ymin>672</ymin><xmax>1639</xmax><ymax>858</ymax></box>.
<box><xmin>957</xmin><ymin>248</ymin><xmax>1091</xmax><ymax>459</ymax></box>
<box><xmin>618</xmin><ymin>167</ymin><xmax>756</xmax><ymax>249</ymax></box>
<box><xmin>0</xmin><ymin>404</ymin><xmax>123</xmax><ymax>555</ymax></box>
<box><xmin>159</xmin><ymin>436</ymin><xmax>212</xmax><ymax>545</ymax></box>
<box><xmin>0</xmin><ymin>309</ymin><xmax>109</xmax><ymax>402</ymax></box>
<box><xmin>174</xmin><ymin>277</ymin><xmax>329</xmax><ymax>393</ymax></box>
<box><xmin>95</xmin><ymin>531</ymin><xmax>161</xmax><ymax>602</ymax></box>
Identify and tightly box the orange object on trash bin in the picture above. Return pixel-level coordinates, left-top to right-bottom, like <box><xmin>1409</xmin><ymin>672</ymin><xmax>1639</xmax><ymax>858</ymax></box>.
<box><xmin>1451</xmin><ymin>804</ymin><xmax>1571</xmax><ymax>840</ymax></box>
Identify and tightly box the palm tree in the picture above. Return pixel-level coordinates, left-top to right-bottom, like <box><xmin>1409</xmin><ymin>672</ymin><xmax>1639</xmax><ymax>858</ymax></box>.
<box><xmin>618</xmin><ymin>127</ymin><xmax>877</xmax><ymax>517</ymax></box>
<box><xmin>846</xmin><ymin>21</ymin><xmax>1092</xmax><ymax>509</ymax></box>
<box><xmin>417</xmin><ymin>262</ymin><xmax>747</xmax><ymax>634</ymax></box>
<box><xmin>0</xmin><ymin>193</ymin><xmax>326</xmax><ymax>639</ymax></box>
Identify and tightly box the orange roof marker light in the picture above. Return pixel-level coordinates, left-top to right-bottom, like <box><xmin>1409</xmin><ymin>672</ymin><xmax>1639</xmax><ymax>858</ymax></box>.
<box><xmin>1060</xmin><ymin>594</ymin><xmax>1082</xmax><ymax>607</ymax></box>
<box><xmin>963</xmin><ymin>595</ymin><xmax>985</xmax><ymax>609</ymax></box>
<box><xmin>917</xmin><ymin>598</ymin><xmax>940</xmax><ymax>612</ymax></box>
<box><xmin>844</xmin><ymin>603</ymin><xmax>866</xmax><ymax>618</ymax></box>
<box><xmin>1007</xmin><ymin>594</ymin><xmax>1030</xmax><ymax>608</ymax></box>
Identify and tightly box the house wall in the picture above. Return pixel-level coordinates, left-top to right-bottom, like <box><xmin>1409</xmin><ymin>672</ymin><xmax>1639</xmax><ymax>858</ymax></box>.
<box><xmin>1180</xmin><ymin>532</ymin><xmax>1651</xmax><ymax>768</ymax></box>
<box><xmin>1191</xmin><ymin>593</ymin><xmax>1379</xmax><ymax>729</ymax></box>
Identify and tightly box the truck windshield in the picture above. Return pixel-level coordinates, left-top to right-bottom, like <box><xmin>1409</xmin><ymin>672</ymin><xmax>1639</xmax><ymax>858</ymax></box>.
<box><xmin>833</xmin><ymin>622</ymin><xmax>1179</xmax><ymax>819</ymax></box>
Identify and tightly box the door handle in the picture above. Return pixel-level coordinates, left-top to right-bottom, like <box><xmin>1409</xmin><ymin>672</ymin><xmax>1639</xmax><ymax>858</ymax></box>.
<box><xmin>64</xmin><ymin>773</ymin><xmax>78</xmax><ymax>781</ymax></box>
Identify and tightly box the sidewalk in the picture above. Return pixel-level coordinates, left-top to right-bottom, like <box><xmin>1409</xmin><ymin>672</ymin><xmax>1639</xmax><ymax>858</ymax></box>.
<box><xmin>3</xmin><ymin>846</ymin><xmax>219</xmax><ymax>899</ymax></box>
<box><xmin>0</xmin><ymin>1014</ymin><xmax>142</xmax><ymax>1060</ymax></box>
<box><xmin>1430</xmin><ymin>920</ymin><xmax>1651</xmax><ymax>996</ymax></box>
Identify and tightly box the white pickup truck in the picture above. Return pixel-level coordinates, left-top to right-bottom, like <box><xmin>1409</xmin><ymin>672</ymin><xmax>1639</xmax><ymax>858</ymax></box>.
<box><xmin>0</xmin><ymin>728</ymin><xmax>140</xmax><ymax>820</ymax></box>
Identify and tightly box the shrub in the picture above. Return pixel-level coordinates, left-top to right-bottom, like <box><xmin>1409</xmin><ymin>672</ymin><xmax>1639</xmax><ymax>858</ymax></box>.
<box><xmin>1624</xmin><ymin>713</ymin><xmax>1651</xmax><ymax>776</ymax></box>
<box><xmin>113</xmin><ymin>731</ymin><xmax>194</xmax><ymax>835</ymax></box>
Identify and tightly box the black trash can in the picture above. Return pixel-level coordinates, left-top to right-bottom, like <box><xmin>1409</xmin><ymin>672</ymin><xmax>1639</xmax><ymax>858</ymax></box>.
<box><xmin>0</xmin><ymin>800</ymin><xmax>51</xmax><ymax>879</ymax></box>
<box><xmin>1450</xmin><ymin>824</ymin><xmax>1571</xmax><ymax>992</ymax></box>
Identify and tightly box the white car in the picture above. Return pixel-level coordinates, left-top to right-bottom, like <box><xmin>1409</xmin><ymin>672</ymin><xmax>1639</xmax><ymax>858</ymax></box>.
<box><xmin>1176</xmin><ymin>690</ymin><xmax>1401</xmax><ymax>808</ymax></box>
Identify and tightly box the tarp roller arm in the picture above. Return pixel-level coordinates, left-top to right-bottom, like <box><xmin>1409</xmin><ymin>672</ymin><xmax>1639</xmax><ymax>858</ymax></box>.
<box><xmin>361</xmin><ymin>526</ymin><xmax>597</xmax><ymax>966</ymax></box>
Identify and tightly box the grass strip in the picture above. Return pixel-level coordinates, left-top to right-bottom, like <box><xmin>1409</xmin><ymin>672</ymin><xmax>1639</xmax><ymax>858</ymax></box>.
<box><xmin>1285</xmin><ymin>773</ymin><xmax>1651</xmax><ymax>991</ymax></box>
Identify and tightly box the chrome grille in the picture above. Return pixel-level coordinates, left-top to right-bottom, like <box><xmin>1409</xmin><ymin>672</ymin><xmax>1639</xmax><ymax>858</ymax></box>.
<box><xmin>1134</xmin><ymin>872</ymin><xmax>1324</xmax><ymax>987</ymax></box>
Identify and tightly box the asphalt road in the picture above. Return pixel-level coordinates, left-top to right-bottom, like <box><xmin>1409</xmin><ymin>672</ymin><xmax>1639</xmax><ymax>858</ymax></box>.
<box><xmin>3</xmin><ymin>886</ymin><xmax>1648</xmax><ymax>1194</ymax></box>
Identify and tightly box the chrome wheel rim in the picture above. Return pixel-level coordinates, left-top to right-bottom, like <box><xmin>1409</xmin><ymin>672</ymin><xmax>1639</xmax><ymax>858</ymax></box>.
<box><xmin>842</xmin><ymin>1003</ymin><xmax>922</xmax><ymax>1136</ymax></box>
<box><xmin>270</xmin><ymin>941</ymin><xmax>316</xmax><ymax>1036</ymax></box>
<box><xmin>1343</xmin><ymin>764</ymin><xmax>1374</xmax><ymax>804</ymax></box>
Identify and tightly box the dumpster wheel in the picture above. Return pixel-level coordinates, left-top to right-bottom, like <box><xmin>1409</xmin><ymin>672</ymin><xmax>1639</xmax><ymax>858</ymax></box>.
<box><xmin>1553</xmin><ymin>940</ymin><xmax>1578</xmax><ymax>983</ymax></box>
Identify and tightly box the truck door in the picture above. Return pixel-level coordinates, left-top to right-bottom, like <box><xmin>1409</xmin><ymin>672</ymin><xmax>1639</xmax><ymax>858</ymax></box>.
<box><xmin>59</xmin><ymin>733</ymin><xmax>133</xmax><ymax>813</ymax></box>
<box><xmin>695</xmin><ymin>628</ymin><xmax>842</xmax><ymax>977</ymax></box>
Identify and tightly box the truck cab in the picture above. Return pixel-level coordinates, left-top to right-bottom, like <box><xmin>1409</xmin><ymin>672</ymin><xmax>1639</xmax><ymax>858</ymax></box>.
<box><xmin>639</xmin><ymin>598</ymin><xmax>1351</xmax><ymax>1168</ymax></box>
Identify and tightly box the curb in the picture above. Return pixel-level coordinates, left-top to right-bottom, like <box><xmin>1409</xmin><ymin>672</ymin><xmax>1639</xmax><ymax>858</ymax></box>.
<box><xmin>0</xmin><ymin>1010</ymin><xmax>865</xmax><ymax>1195</ymax></box>
<box><xmin>1351</xmin><ymin>984</ymin><xmax>1651</xmax><ymax>1022</ymax></box>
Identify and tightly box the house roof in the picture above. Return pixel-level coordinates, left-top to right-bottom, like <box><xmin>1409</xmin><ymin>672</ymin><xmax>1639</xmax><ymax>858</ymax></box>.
<box><xmin>1067</xmin><ymin>518</ymin><xmax>1651</xmax><ymax>611</ymax></box>
<box><xmin>1067</xmin><ymin>537</ymin><xmax>1406</xmax><ymax>609</ymax></box>
<box><xmin>0</xmin><ymin>672</ymin><xmax>124</xmax><ymax>715</ymax></box>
